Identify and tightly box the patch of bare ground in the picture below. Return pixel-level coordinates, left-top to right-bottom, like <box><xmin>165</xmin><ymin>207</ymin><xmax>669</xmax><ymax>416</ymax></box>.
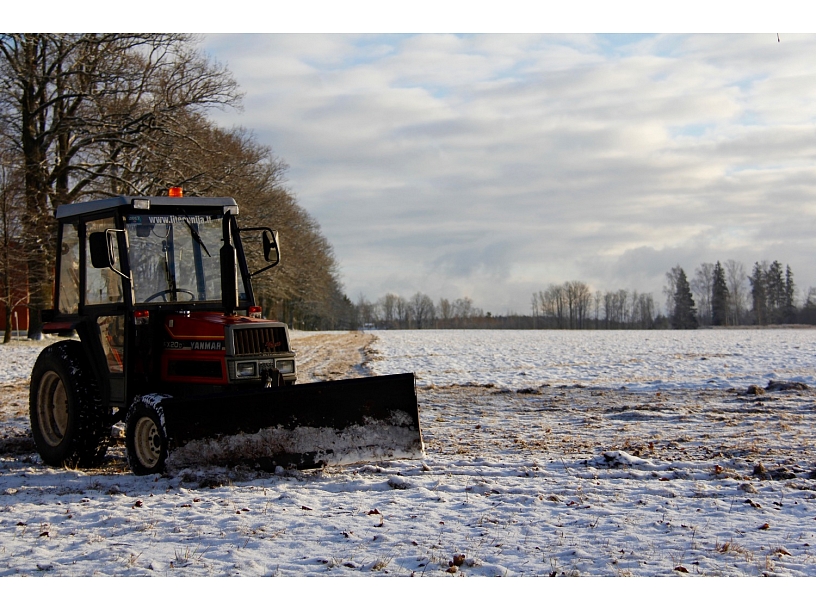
<box><xmin>417</xmin><ymin>384</ymin><xmax>816</xmax><ymax>476</ymax></box>
<box><xmin>289</xmin><ymin>331</ymin><xmax>374</xmax><ymax>382</ymax></box>
<box><xmin>0</xmin><ymin>381</ymin><xmax>34</xmax><ymax>455</ymax></box>
<box><xmin>0</xmin><ymin>380</ymin><xmax>29</xmax><ymax>421</ymax></box>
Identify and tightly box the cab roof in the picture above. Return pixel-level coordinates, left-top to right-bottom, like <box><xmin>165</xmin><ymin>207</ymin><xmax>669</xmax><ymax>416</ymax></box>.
<box><xmin>55</xmin><ymin>196</ymin><xmax>238</xmax><ymax>220</ymax></box>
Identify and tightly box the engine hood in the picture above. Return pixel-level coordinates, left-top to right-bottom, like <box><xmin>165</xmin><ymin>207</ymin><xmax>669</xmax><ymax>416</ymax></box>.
<box><xmin>164</xmin><ymin>311</ymin><xmax>287</xmax><ymax>342</ymax></box>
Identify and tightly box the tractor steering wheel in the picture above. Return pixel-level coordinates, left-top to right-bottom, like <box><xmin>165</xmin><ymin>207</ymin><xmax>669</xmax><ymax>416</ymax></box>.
<box><xmin>144</xmin><ymin>289</ymin><xmax>196</xmax><ymax>303</ymax></box>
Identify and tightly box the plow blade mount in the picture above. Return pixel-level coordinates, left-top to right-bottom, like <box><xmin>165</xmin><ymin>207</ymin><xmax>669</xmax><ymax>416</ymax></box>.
<box><xmin>160</xmin><ymin>373</ymin><xmax>424</xmax><ymax>469</ymax></box>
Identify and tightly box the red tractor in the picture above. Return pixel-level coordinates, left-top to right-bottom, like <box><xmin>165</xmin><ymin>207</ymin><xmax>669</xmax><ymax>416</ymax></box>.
<box><xmin>30</xmin><ymin>193</ymin><xmax>422</xmax><ymax>474</ymax></box>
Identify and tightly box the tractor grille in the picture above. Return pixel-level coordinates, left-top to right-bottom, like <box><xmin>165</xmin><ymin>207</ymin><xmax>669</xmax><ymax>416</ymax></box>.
<box><xmin>232</xmin><ymin>326</ymin><xmax>289</xmax><ymax>356</ymax></box>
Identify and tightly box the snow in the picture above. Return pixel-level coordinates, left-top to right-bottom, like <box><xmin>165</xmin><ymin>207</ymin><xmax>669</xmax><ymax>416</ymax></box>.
<box><xmin>0</xmin><ymin>339</ymin><xmax>59</xmax><ymax>384</ymax></box>
<box><xmin>367</xmin><ymin>328</ymin><xmax>816</xmax><ymax>391</ymax></box>
<box><xmin>2</xmin><ymin>329</ymin><xmax>816</xmax><ymax>579</ymax></box>
<box><xmin>167</xmin><ymin>418</ymin><xmax>424</xmax><ymax>470</ymax></box>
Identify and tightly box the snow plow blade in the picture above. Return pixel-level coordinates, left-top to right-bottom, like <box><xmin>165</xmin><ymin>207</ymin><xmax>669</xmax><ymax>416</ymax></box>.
<box><xmin>160</xmin><ymin>373</ymin><xmax>424</xmax><ymax>470</ymax></box>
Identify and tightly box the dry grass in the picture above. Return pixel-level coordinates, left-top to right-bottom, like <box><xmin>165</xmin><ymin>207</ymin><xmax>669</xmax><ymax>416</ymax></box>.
<box><xmin>715</xmin><ymin>538</ymin><xmax>754</xmax><ymax>562</ymax></box>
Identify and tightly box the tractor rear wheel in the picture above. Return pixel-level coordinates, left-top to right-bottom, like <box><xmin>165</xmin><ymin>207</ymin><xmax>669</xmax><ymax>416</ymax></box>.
<box><xmin>126</xmin><ymin>396</ymin><xmax>170</xmax><ymax>475</ymax></box>
<box><xmin>29</xmin><ymin>341</ymin><xmax>111</xmax><ymax>468</ymax></box>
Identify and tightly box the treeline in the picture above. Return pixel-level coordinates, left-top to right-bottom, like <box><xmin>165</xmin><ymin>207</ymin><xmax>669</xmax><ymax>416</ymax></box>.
<box><xmin>353</xmin><ymin>293</ymin><xmax>488</xmax><ymax>329</ymax></box>
<box><xmin>352</xmin><ymin>258</ymin><xmax>816</xmax><ymax>332</ymax></box>
<box><xmin>531</xmin><ymin>282</ymin><xmax>661</xmax><ymax>329</ymax></box>
<box><xmin>0</xmin><ymin>34</ymin><xmax>348</xmax><ymax>340</ymax></box>
<box><xmin>532</xmin><ymin>260</ymin><xmax>816</xmax><ymax>331</ymax></box>
<box><xmin>353</xmin><ymin>287</ymin><xmax>665</xmax><ymax>330</ymax></box>
<box><xmin>665</xmin><ymin>260</ymin><xmax>810</xmax><ymax>328</ymax></box>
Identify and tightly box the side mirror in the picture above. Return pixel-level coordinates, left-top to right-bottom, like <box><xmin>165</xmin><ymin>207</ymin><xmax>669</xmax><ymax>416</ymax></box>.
<box><xmin>88</xmin><ymin>232</ymin><xmax>114</xmax><ymax>269</ymax></box>
<box><xmin>88</xmin><ymin>230</ymin><xmax>129</xmax><ymax>280</ymax></box>
<box><xmin>262</xmin><ymin>230</ymin><xmax>280</xmax><ymax>265</ymax></box>
<box><xmin>239</xmin><ymin>226</ymin><xmax>281</xmax><ymax>276</ymax></box>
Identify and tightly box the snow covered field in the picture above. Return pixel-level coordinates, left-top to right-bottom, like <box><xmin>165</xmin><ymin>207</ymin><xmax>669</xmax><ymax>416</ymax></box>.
<box><xmin>2</xmin><ymin>329</ymin><xmax>816</xmax><ymax>577</ymax></box>
<box><xmin>368</xmin><ymin>328</ymin><xmax>816</xmax><ymax>391</ymax></box>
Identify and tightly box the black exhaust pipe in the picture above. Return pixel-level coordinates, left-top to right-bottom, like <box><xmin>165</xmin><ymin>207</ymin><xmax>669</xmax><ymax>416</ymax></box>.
<box><xmin>220</xmin><ymin>211</ymin><xmax>238</xmax><ymax>315</ymax></box>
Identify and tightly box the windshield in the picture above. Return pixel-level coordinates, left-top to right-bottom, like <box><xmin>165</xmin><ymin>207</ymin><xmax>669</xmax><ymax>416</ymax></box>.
<box><xmin>125</xmin><ymin>212</ymin><xmax>246</xmax><ymax>304</ymax></box>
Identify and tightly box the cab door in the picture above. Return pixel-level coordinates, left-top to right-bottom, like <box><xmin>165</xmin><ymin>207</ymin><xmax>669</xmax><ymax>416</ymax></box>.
<box><xmin>82</xmin><ymin>215</ymin><xmax>131</xmax><ymax>407</ymax></box>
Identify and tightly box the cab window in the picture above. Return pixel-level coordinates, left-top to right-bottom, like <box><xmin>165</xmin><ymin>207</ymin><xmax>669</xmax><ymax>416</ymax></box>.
<box><xmin>58</xmin><ymin>222</ymin><xmax>80</xmax><ymax>314</ymax></box>
<box><xmin>85</xmin><ymin>218</ymin><xmax>123</xmax><ymax>305</ymax></box>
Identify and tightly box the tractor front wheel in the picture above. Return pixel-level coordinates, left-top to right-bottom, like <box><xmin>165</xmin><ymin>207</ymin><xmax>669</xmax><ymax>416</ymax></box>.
<box><xmin>126</xmin><ymin>396</ymin><xmax>170</xmax><ymax>475</ymax></box>
<box><xmin>29</xmin><ymin>341</ymin><xmax>111</xmax><ymax>468</ymax></box>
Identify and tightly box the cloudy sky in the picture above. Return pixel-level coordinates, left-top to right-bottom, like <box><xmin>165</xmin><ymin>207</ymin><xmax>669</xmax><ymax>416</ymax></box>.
<box><xmin>200</xmin><ymin>32</ymin><xmax>816</xmax><ymax>314</ymax></box>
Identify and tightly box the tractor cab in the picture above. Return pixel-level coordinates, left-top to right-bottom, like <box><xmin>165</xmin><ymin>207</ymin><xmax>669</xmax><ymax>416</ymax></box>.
<box><xmin>44</xmin><ymin>195</ymin><xmax>294</xmax><ymax>417</ymax></box>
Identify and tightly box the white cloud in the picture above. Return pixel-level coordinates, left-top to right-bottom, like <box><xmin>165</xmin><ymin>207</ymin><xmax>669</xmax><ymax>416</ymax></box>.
<box><xmin>203</xmin><ymin>33</ymin><xmax>816</xmax><ymax>313</ymax></box>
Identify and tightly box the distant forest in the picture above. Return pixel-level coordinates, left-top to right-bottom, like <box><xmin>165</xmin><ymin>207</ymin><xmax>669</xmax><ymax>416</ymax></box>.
<box><xmin>352</xmin><ymin>260</ymin><xmax>816</xmax><ymax>331</ymax></box>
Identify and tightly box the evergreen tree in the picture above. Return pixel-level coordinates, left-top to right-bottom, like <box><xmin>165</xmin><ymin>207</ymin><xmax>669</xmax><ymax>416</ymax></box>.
<box><xmin>766</xmin><ymin>261</ymin><xmax>785</xmax><ymax>323</ymax></box>
<box><xmin>711</xmin><ymin>261</ymin><xmax>729</xmax><ymax>326</ymax></box>
<box><xmin>784</xmin><ymin>265</ymin><xmax>796</xmax><ymax>323</ymax></box>
<box><xmin>749</xmin><ymin>262</ymin><xmax>767</xmax><ymax>325</ymax></box>
<box><xmin>671</xmin><ymin>268</ymin><xmax>698</xmax><ymax>329</ymax></box>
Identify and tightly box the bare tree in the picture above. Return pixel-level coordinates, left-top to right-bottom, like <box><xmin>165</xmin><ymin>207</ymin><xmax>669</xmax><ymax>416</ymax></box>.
<box><xmin>603</xmin><ymin>291</ymin><xmax>613</xmax><ymax>329</ymax></box>
<box><xmin>0</xmin><ymin>34</ymin><xmax>240</xmax><ymax>337</ymax></box>
<box><xmin>593</xmin><ymin>290</ymin><xmax>602</xmax><ymax>329</ymax></box>
<box><xmin>542</xmin><ymin>284</ymin><xmax>567</xmax><ymax>328</ymax></box>
<box><xmin>691</xmin><ymin>263</ymin><xmax>714</xmax><ymax>326</ymax></box>
<box><xmin>724</xmin><ymin>259</ymin><xmax>746</xmax><ymax>326</ymax></box>
<box><xmin>395</xmin><ymin>296</ymin><xmax>411</xmax><ymax>329</ymax></box>
<box><xmin>356</xmin><ymin>294</ymin><xmax>375</xmax><ymax>328</ymax></box>
<box><xmin>664</xmin><ymin>266</ymin><xmax>684</xmax><ymax>320</ymax></box>
<box><xmin>565</xmin><ymin>281</ymin><xmax>591</xmax><ymax>329</ymax></box>
<box><xmin>631</xmin><ymin>292</ymin><xmax>655</xmax><ymax>329</ymax></box>
<box><xmin>410</xmin><ymin>292</ymin><xmax>435</xmax><ymax>329</ymax></box>
<box><xmin>437</xmin><ymin>297</ymin><xmax>453</xmax><ymax>327</ymax></box>
<box><xmin>530</xmin><ymin>293</ymin><xmax>540</xmax><ymax>328</ymax></box>
<box><xmin>618</xmin><ymin>289</ymin><xmax>630</xmax><ymax>326</ymax></box>
<box><xmin>453</xmin><ymin>297</ymin><xmax>474</xmax><ymax>320</ymax></box>
<box><xmin>537</xmin><ymin>290</ymin><xmax>550</xmax><ymax>326</ymax></box>
<box><xmin>0</xmin><ymin>147</ymin><xmax>26</xmax><ymax>342</ymax></box>
<box><xmin>378</xmin><ymin>293</ymin><xmax>399</xmax><ymax>329</ymax></box>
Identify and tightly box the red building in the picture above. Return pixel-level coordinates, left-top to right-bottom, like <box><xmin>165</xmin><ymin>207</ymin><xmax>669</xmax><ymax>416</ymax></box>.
<box><xmin>0</xmin><ymin>245</ymin><xmax>29</xmax><ymax>332</ymax></box>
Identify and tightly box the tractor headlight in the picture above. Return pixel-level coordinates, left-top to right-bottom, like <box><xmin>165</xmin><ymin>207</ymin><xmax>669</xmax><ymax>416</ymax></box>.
<box><xmin>236</xmin><ymin>362</ymin><xmax>257</xmax><ymax>378</ymax></box>
<box><xmin>275</xmin><ymin>359</ymin><xmax>294</xmax><ymax>374</ymax></box>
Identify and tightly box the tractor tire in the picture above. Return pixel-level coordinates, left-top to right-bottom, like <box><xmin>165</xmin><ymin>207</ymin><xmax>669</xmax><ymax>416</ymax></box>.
<box><xmin>29</xmin><ymin>341</ymin><xmax>111</xmax><ymax>468</ymax></box>
<box><xmin>125</xmin><ymin>395</ymin><xmax>170</xmax><ymax>476</ymax></box>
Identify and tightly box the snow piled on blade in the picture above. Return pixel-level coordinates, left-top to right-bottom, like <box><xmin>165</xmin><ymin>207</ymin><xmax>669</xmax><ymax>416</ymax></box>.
<box><xmin>167</xmin><ymin>414</ymin><xmax>424</xmax><ymax>470</ymax></box>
